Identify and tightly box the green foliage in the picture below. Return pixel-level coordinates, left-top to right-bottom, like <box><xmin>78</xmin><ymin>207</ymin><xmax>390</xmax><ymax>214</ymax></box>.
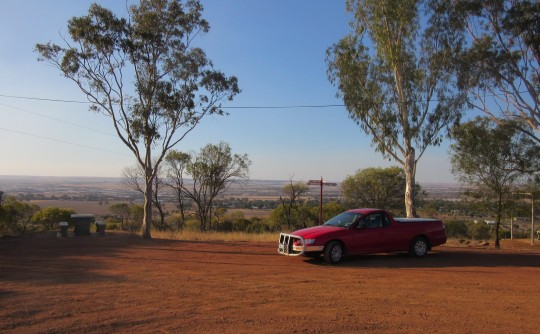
<box><xmin>269</xmin><ymin>201</ymin><xmax>344</xmax><ymax>231</ymax></box>
<box><xmin>172</xmin><ymin>142</ymin><xmax>251</xmax><ymax>231</ymax></box>
<box><xmin>245</xmin><ymin>220</ymin><xmax>271</xmax><ymax>234</ymax></box>
<box><xmin>166</xmin><ymin>213</ymin><xmax>185</xmax><ymax>231</ymax></box>
<box><xmin>341</xmin><ymin>167</ymin><xmax>406</xmax><ymax>211</ymax></box>
<box><xmin>270</xmin><ymin>204</ymin><xmax>298</xmax><ymax>230</ymax></box>
<box><xmin>0</xmin><ymin>196</ymin><xmax>40</xmax><ymax>236</ymax></box>
<box><xmin>127</xmin><ymin>204</ymin><xmax>144</xmax><ymax>232</ymax></box>
<box><xmin>320</xmin><ymin>202</ymin><xmax>347</xmax><ymax>221</ymax></box>
<box><xmin>104</xmin><ymin>218</ymin><xmax>121</xmax><ymax>231</ymax></box>
<box><xmin>214</xmin><ymin>211</ymin><xmax>274</xmax><ymax>234</ymax></box>
<box><xmin>108</xmin><ymin>203</ymin><xmax>130</xmax><ymax>230</ymax></box>
<box><xmin>279</xmin><ymin>181</ymin><xmax>310</xmax><ymax>229</ymax></box>
<box><xmin>444</xmin><ymin>220</ymin><xmax>470</xmax><ymax>239</ymax></box>
<box><xmin>184</xmin><ymin>219</ymin><xmax>201</xmax><ymax>231</ymax></box>
<box><xmin>31</xmin><ymin>207</ymin><xmax>75</xmax><ymax>231</ymax></box>
<box><xmin>451</xmin><ymin>118</ymin><xmax>539</xmax><ymax>187</ymax></box>
<box><xmin>450</xmin><ymin>117</ymin><xmax>540</xmax><ymax>247</ymax></box>
<box><xmin>469</xmin><ymin>223</ymin><xmax>493</xmax><ymax>241</ymax></box>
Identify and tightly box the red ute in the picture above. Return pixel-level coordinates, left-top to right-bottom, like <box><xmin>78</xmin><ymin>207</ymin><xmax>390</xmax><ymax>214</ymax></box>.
<box><xmin>278</xmin><ymin>208</ymin><xmax>447</xmax><ymax>264</ymax></box>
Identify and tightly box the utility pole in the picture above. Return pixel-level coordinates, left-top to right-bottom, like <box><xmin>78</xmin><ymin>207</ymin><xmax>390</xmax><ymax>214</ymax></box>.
<box><xmin>307</xmin><ymin>177</ymin><xmax>337</xmax><ymax>225</ymax></box>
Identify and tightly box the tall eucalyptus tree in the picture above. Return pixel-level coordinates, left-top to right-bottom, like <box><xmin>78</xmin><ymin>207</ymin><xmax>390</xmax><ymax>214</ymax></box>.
<box><xmin>36</xmin><ymin>0</ymin><xmax>239</xmax><ymax>238</ymax></box>
<box><xmin>327</xmin><ymin>0</ymin><xmax>466</xmax><ymax>217</ymax></box>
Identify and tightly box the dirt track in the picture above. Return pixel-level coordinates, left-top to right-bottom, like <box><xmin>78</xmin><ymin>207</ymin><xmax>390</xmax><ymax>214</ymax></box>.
<box><xmin>1</xmin><ymin>232</ymin><xmax>539</xmax><ymax>333</ymax></box>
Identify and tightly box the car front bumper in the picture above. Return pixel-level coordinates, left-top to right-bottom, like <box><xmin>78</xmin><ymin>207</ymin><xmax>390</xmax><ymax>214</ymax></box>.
<box><xmin>278</xmin><ymin>233</ymin><xmax>323</xmax><ymax>256</ymax></box>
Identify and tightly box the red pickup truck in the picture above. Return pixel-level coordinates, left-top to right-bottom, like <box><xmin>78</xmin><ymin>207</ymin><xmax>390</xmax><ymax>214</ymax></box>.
<box><xmin>278</xmin><ymin>208</ymin><xmax>446</xmax><ymax>264</ymax></box>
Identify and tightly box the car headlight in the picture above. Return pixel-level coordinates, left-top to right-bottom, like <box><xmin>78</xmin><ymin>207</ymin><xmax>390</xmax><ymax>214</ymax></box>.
<box><xmin>304</xmin><ymin>239</ymin><xmax>316</xmax><ymax>245</ymax></box>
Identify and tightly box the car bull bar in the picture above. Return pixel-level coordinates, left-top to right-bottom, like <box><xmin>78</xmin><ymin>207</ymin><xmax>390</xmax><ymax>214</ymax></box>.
<box><xmin>278</xmin><ymin>233</ymin><xmax>305</xmax><ymax>256</ymax></box>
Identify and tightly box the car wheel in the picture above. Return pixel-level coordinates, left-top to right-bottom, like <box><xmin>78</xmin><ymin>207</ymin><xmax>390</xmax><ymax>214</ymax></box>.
<box><xmin>409</xmin><ymin>237</ymin><xmax>428</xmax><ymax>258</ymax></box>
<box><xmin>324</xmin><ymin>241</ymin><xmax>344</xmax><ymax>264</ymax></box>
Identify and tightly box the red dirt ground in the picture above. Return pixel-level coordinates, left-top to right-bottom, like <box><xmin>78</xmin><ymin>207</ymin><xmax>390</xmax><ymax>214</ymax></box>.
<box><xmin>1</xmin><ymin>232</ymin><xmax>539</xmax><ymax>333</ymax></box>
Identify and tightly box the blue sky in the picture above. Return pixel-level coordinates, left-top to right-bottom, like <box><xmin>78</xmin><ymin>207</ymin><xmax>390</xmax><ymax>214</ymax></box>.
<box><xmin>0</xmin><ymin>0</ymin><xmax>457</xmax><ymax>183</ymax></box>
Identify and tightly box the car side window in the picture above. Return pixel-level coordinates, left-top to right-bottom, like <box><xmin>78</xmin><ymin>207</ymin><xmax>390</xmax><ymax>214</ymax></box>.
<box><xmin>362</xmin><ymin>214</ymin><xmax>382</xmax><ymax>229</ymax></box>
<box><xmin>381</xmin><ymin>214</ymin><xmax>390</xmax><ymax>227</ymax></box>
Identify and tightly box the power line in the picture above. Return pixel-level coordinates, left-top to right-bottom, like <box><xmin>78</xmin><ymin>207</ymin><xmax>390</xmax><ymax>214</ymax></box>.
<box><xmin>0</xmin><ymin>93</ymin><xmax>344</xmax><ymax>109</ymax></box>
<box><xmin>2</xmin><ymin>90</ymin><xmax>537</xmax><ymax>109</ymax></box>
<box><xmin>222</xmin><ymin>104</ymin><xmax>345</xmax><ymax>109</ymax></box>
<box><xmin>0</xmin><ymin>102</ymin><xmax>115</xmax><ymax>137</ymax></box>
<box><xmin>0</xmin><ymin>93</ymin><xmax>89</xmax><ymax>104</ymax></box>
<box><xmin>0</xmin><ymin>127</ymin><xmax>130</xmax><ymax>156</ymax></box>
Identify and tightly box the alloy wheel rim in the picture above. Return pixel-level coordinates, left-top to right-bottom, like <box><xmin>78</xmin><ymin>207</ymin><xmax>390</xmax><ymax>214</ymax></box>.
<box><xmin>331</xmin><ymin>245</ymin><xmax>342</xmax><ymax>262</ymax></box>
<box><xmin>415</xmin><ymin>241</ymin><xmax>427</xmax><ymax>255</ymax></box>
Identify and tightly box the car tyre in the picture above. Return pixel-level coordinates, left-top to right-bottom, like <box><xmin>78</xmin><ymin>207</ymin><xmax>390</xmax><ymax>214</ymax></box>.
<box><xmin>324</xmin><ymin>241</ymin><xmax>344</xmax><ymax>264</ymax></box>
<box><xmin>409</xmin><ymin>236</ymin><xmax>429</xmax><ymax>258</ymax></box>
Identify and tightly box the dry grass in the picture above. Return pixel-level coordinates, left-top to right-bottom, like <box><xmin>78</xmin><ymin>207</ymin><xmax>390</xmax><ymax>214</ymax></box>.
<box><xmin>443</xmin><ymin>237</ymin><xmax>540</xmax><ymax>251</ymax></box>
<box><xmin>151</xmin><ymin>230</ymin><xmax>279</xmax><ymax>243</ymax></box>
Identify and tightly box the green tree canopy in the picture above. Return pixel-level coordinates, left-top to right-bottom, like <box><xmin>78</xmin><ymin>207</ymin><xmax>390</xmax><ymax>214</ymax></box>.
<box><xmin>450</xmin><ymin>117</ymin><xmax>540</xmax><ymax>247</ymax></box>
<box><xmin>327</xmin><ymin>0</ymin><xmax>466</xmax><ymax>217</ymax></box>
<box><xmin>108</xmin><ymin>203</ymin><xmax>131</xmax><ymax>231</ymax></box>
<box><xmin>164</xmin><ymin>150</ymin><xmax>192</xmax><ymax>222</ymax></box>
<box><xmin>35</xmin><ymin>0</ymin><xmax>240</xmax><ymax>238</ymax></box>
<box><xmin>170</xmin><ymin>142</ymin><xmax>251</xmax><ymax>231</ymax></box>
<box><xmin>341</xmin><ymin>167</ymin><xmax>408</xmax><ymax>212</ymax></box>
<box><xmin>32</xmin><ymin>207</ymin><xmax>75</xmax><ymax>231</ymax></box>
<box><xmin>0</xmin><ymin>196</ymin><xmax>40</xmax><ymax>236</ymax></box>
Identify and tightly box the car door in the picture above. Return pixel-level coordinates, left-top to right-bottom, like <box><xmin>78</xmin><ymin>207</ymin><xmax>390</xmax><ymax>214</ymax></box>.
<box><xmin>347</xmin><ymin>213</ymin><xmax>391</xmax><ymax>254</ymax></box>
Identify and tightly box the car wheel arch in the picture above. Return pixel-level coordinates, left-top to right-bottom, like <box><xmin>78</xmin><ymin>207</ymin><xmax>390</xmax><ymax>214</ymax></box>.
<box><xmin>324</xmin><ymin>239</ymin><xmax>347</xmax><ymax>255</ymax></box>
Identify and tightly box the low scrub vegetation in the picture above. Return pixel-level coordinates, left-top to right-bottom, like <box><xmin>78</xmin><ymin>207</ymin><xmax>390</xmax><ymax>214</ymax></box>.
<box><xmin>151</xmin><ymin>230</ymin><xmax>278</xmax><ymax>243</ymax></box>
<box><xmin>2</xmin><ymin>192</ymin><xmax>538</xmax><ymax>247</ymax></box>
<box><xmin>444</xmin><ymin>220</ymin><xmax>533</xmax><ymax>241</ymax></box>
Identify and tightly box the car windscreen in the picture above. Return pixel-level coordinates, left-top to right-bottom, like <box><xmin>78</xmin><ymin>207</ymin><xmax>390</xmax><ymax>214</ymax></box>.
<box><xmin>323</xmin><ymin>212</ymin><xmax>362</xmax><ymax>228</ymax></box>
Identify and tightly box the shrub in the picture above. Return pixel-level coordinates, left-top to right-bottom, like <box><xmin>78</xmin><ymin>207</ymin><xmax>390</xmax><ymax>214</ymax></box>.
<box><xmin>246</xmin><ymin>221</ymin><xmax>270</xmax><ymax>234</ymax></box>
<box><xmin>104</xmin><ymin>218</ymin><xmax>121</xmax><ymax>231</ymax></box>
<box><xmin>215</xmin><ymin>220</ymin><xmax>234</xmax><ymax>232</ymax></box>
<box><xmin>31</xmin><ymin>207</ymin><xmax>74</xmax><ymax>230</ymax></box>
<box><xmin>469</xmin><ymin>222</ymin><xmax>492</xmax><ymax>240</ymax></box>
<box><xmin>184</xmin><ymin>219</ymin><xmax>200</xmax><ymax>231</ymax></box>
<box><xmin>444</xmin><ymin>220</ymin><xmax>470</xmax><ymax>239</ymax></box>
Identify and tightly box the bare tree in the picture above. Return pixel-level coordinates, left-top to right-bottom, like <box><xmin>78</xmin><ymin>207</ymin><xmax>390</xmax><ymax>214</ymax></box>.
<box><xmin>279</xmin><ymin>179</ymin><xmax>309</xmax><ymax>229</ymax></box>
<box><xmin>122</xmin><ymin>164</ymin><xmax>169</xmax><ymax>230</ymax></box>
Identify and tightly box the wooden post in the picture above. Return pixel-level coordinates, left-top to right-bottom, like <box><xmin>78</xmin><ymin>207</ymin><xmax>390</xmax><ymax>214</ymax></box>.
<box><xmin>531</xmin><ymin>195</ymin><xmax>535</xmax><ymax>246</ymax></box>
<box><xmin>307</xmin><ymin>177</ymin><xmax>337</xmax><ymax>225</ymax></box>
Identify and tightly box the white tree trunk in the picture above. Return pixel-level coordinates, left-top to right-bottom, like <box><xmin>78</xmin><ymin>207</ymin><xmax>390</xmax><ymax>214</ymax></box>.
<box><xmin>141</xmin><ymin>165</ymin><xmax>153</xmax><ymax>239</ymax></box>
<box><xmin>404</xmin><ymin>148</ymin><xmax>417</xmax><ymax>218</ymax></box>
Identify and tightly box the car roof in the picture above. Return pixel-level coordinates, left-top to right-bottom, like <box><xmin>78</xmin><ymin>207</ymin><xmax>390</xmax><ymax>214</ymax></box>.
<box><xmin>347</xmin><ymin>208</ymin><xmax>384</xmax><ymax>215</ymax></box>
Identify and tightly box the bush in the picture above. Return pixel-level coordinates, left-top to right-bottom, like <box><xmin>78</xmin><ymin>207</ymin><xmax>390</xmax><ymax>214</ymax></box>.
<box><xmin>166</xmin><ymin>213</ymin><xmax>185</xmax><ymax>231</ymax></box>
<box><xmin>32</xmin><ymin>207</ymin><xmax>75</xmax><ymax>230</ymax></box>
<box><xmin>215</xmin><ymin>220</ymin><xmax>234</xmax><ymax>232</ymax></box>
<box><xmin>469</xmin><ymin>222</ymin><xmax>492</xmax><ymax>240</ymax></box>
<box><xmin>104</xmin><ymin>218</ymin><xmax>121</xmax><ymax>231</ymax></box>
<box><xmin>444</xmin><ymin>220</ymin><xmax>470</xmax><ymax>239</ymax></box>
<box><xmin>184</xmin><ymin>219</ymin><xmax>200</xmax><ymax>231</ymax></box>
<box><xmin>0</xmin><ymin>197</ymin><xmax>40</xmax><ymax>236</ymax></box>
<box><xmin>246</xmin><ymin>221</ymin><xmax>270</xmax><ymax>234</ymax></box>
